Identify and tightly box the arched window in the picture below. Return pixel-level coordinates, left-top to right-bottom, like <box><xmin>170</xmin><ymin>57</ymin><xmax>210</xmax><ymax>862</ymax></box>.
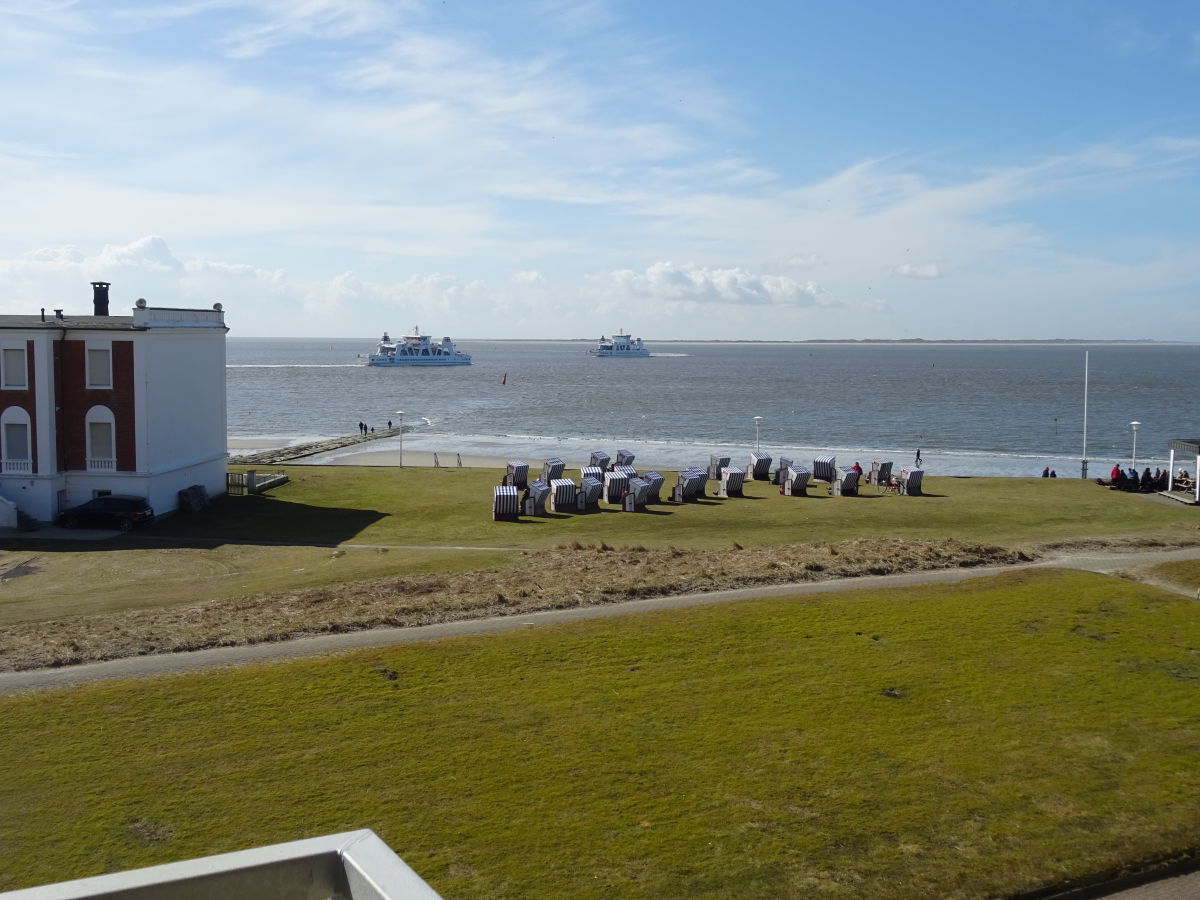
<box><xmin>85</xmin><ymin>405</ymin><xmax>116</xmax><ymax>471</ymax></box>
<box><xmin>0</xmin><ymin>406</ymin><xmax>32</xmax><ymax>473</ymax></box>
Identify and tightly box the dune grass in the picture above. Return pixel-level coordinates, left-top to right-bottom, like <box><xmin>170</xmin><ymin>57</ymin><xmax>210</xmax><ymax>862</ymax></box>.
<box><xmin>1145</xmin><ymin>558</ymin><xmax>1200</xmax><ymax>592</ymax></box>
<box><xmin>2</xmin><ymin>568</ymin><xmax>1198</xmax><ymax>898</ymax></box>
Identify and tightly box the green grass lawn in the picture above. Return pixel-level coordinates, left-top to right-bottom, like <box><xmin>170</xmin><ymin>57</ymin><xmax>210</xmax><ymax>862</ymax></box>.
<box><xmin>3</xmin><ymin>568</ymin><xmax>1198</xmax><ymax>898</ymax></box>
<box><xmin>172</xmin><ymin>466</ymin><xmax>1195</xmax><ymax>550</ymax></box>
<box><xmin>2</xmin><ymin>466</ymin><xmax>1195</xmax><ymax>627</ymax></box>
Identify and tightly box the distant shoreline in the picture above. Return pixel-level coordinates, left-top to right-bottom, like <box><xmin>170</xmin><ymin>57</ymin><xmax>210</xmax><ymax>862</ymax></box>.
<box><xmin>229</xmin><ymin>336</ymin><xmax>1196</xmax><ymax>346</ymax></box>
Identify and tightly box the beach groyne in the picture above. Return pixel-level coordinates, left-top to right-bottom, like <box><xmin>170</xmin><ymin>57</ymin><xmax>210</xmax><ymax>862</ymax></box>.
<box><xmin>230</xmin><ymin>428</ymin><xmax>400</xmax><ymax>465</ymax></box>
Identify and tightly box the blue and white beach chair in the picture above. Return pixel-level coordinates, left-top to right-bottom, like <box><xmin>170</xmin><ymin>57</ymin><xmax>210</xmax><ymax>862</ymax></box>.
<box><xmin>813</xmin><ymin>454</ymin><xmax>836</xmax><ymax>483</ymax></box>
<box><xmin>549</xmin><ymin>478</ymin><xmax>576</xmax><ymax>513</ymax></box>
<box><xmin>603</xmin><ymin>471</ymin><xmax>629</xmax><ymax>504</ymax></box>
<box><xmin>719</xmin><ymin>467</ymin><xmax>746</xmax><ymax>498</ymax></box>
<box><xmin>493</xmin><ymin>485</ymin><xmax>520</xmax><ymax>521</ymax></box>
<box><xmin>541</xmin><ymin>457</ymin><xmax>565</xmax><ymax>483</ymax></box>
<box><xmin>782</xmin><ymin>466</ymin><xmax>811</xmax><ymax>497</ymax></box>
<box><xmin>748</xmin><ymin>452</ymin><xmax>772</xmax><ymax>481</ymax></box>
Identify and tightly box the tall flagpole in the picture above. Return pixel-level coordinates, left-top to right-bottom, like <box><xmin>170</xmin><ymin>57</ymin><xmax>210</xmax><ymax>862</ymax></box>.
<box><xmin>1081</xmin><ymin>351</ymin><xmax>1089</xmax><ymax>479</ymax></box>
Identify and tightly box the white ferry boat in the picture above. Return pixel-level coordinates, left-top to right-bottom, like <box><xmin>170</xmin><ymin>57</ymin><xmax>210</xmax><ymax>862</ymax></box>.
<box><xmin>367</xmin><ymin>327</ymin><xmax>472</xmax><ymax>366</ymax></box>
<box><xmin>589</xmin><ymin>329</ymin><xmax>650</xmax><ymax>358</ymax></box>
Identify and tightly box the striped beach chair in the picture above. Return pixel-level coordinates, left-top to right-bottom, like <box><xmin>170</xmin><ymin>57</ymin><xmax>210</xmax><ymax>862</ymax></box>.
<box><xmin>718</xmin><ymin>467</ymin><xmax>746</xmax><ymax>498</ymax></box>
<box><xmin>615</xmin><ymin>449</ymin><xmax>636</xmax><ymax>468</ymax></box>
<box><xmin>773</xmin><ymin>457</ymin><xmax>793</xmax><ymax>485</ymax></box>
<box><xmin>493</xmin><ymin>485</ymin><xmax>520</xmax><ymax>521</ymax></box>
<box><xmin>613</xmin><ymin>464</ymin><xmax>638</xmax><ymax>480</ymax></box>
<box><xmin>589</xmin><ymin>451</ymin><xmax>611</xmax><ymax>471</ymax></box>
<box><xmin>782</xmin><ymin>465</ymin><xmax>811</xmax><ymax>496</ymax></box>
<box><xmin>603</xmin><ymin>471</ymin><xmax>629</xmax><ymax>504</ymax></box>
<box><xmin>549</xmin><ymin>478</ymin><xmax>576</xmax><ymax>513</ymax></box>
<box><xmin>869</xmin><ymin>460</ymin><xmax>893</xmax><ymax>489</ymax></box>
<box><xmin>578</xmin><ymin>475</ymin><xmax>603</xmax><ymax>511</ymax></box>
<box><xmin>673</xmin><ymin>467</ymin><xmax>708</xmax><ymax>502</ymax></box>
<box><xmin>505</xmin><ymin>460</ymin><xmax>529</xmax><ymax>489</ymax></box>
<box><xmin>624</xmin><ymin>476</ymin><xmax>652</xmax><ymax>511</ymax></box>
<box><xmin>707</xmin><ymin>454</ymin><xmax>731</xmax><ymax>480</ymax></box>
<box><xmin>642</xmin><ymin>470</ymin><xmax>665</xmax><ymax>502</ymax></box>
<box><xmin>525</xmin><ymin>479</ymin><xmax>550</xmax><ymax>515</ymax></box>
<box><xmin>748</xmin><ymin>452</ymin><xmax>772</xmax><ymax>480</ymax></box>
<box><xmin>541</xmin><ymin>457</ymin><xmax>565</xmax><ymax>483</ymax></box>
<box><xmin>899</xmin><ymin>468</ymin><xmax>924</xmax><ymax>496</ymax></box>
<box><xmin>580</xmin><ymin>465</ymin><xmax>604</xmax><ymax>484</ymax></box>
<box><xmin>813</xmin><ymin>454</ymin><xmax>837</xmax><ymax>483</ymax></box>
<box><xmin>831</xmin><ymin>466</ymin><xmax>860</xmax><ymax>496</ymax></box>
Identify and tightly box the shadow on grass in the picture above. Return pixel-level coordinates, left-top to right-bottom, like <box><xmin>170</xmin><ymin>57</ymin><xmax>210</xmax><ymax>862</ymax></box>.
<box><xmin>132</xmin><ymin>494</ymin><xmax>390</xmax><ymax>548</ymax></box>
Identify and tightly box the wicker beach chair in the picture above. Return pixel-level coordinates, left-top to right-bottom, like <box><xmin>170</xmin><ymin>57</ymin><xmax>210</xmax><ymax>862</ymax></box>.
<box><xmin>747</xmin><ymin>452</ymin><xmax>772</xmax><ymax>480</ymax></box>
<box><xmin>673</xmin><ymin>467</ymin><xmax>708</xmax><ymax>502</ymax></box>
<box><xmin>578</xmin><ymin>475</ymin><xmax>603</xmax><ymax>511</ymax></box>
<box><xmin>773</xmin><ymin>457</ymin><xmax>793</xmax><ymax>485</ymax></box>
<box><xmin>782</xmin><ymin>465</ymin><xmax>811</xmax><ymax>496</ymax></box>
<box><xmin>493</xmin><ymin>485</ymin><xmax>520</xmax><ymax>521</ymax></box>
<box><xmin>524</xmin><ymin>479</ymin><xmax>550</xmax><ymax>515</ymax></box>
<box><xmin>603</xmin><ymin>471</ymin><xmax>629</xmax><ymax>504</ymax></box>
<box><xmin>612</xmin><ymin>464</ymin><xmax>638</xmax><ymax>480</ymax></box>
<box><xmin>707</xmin><ymin>454</ymin><xmax>731</xmax><ymax>480</ymax></box>
<box><xmin>624</xmin><ymin>477</ymin><xmax>652</xmax><ymax>511</ymax></box>
<box><xmin>870</xmin><ymin>461</ymin><xmax>893</xmax><ymax>490</ymax></box>
<box><xmin>589</xmin><ymin>451</ymin><xmax>611</xmax><ymax>472</ymax></box>
<box><xmin>548</xmin><ymin>478</ymin><xmax>577</xmax><ymax>513</ymax></box>
<box><xmin>580</xmin><ymin>465</ymin><xmax>603</xmax><ymax>484</ymax></box>
<box><xmin>831</xmin><ymin>466</ymin><xmax>860</xmax><ymax>496</ymax></box>
<box><xmin>812</xmin><ymin>454</ymin><xmax>836</xmax><ymax>483</ymax></box>
<box><xmin>718</xmin><ymin>467</ymin><xmax>746</xmax><ymax>498</ymax></box>
<box><xmin>642</xmin><ymin>470</ymin><xmax>665</xmax><ymax>502</ymax></box>
<box><xmin>541</xmin><ymin>457</ymin><xmax>565</xmax><ymax>483</ymax></box>
<box><xmin>504</xmin><ymin>460</ymin><xmax>529</xmax><ymax>489</ymax></box>
<box><xmin>615</xmin><ymin>449</ymin><xmax>636</xmax><ymax>468</ymax></box>
<box><xmin>899</xmin><ymin>468</ymin><xmax>924</xmax><ymax>496</ymax></box>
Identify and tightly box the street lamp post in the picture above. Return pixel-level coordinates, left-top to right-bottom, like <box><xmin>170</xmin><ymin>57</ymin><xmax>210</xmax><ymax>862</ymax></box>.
<box><xmin>753</xmin><ymin>416</ymin><xmax>763</xmax><ymax>453</ymax></box>
<box><xmin>394</xmin><ymin>411</ymin><xmax>404</xmax><ymax>468</ymax></box>
<box><xmin>1129</xmin><ymin>421</ymin><xmax>1140</xmax><ymax>471</ymax></box>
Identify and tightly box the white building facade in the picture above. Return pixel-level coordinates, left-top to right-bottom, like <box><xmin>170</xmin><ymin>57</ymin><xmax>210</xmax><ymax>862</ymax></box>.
<box><xmin>0</xmin><ymin>284</ymin><xmax>227</xmax><ymax>525</ymax></box>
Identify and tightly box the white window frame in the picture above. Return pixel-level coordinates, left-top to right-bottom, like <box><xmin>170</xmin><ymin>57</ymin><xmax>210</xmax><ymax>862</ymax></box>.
<box><xmin>0</xmin><ymin>406</ymin><xmax>32</xmax><ymax>473</ymax></box>
<box><xmin>85</xmin><ymin>405</ymin><xmax>116</xmax><ymax>471</ymax></box>
<box><xmin>86</xmin><ymin>343</ymin><xmax>113</xmax><ymax>389</ymax></box>
<box><xmin>1</xmin><ymin>346</ymin><xmax>27</xmax><ymax>389</ymax></box>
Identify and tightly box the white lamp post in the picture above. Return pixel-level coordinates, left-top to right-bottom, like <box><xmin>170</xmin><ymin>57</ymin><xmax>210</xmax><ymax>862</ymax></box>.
<box><xmin>1129</xmin><ymin>421</ymin><xmax>1140</xmax><ymax>471</ymax></box>
<box><xmin>753</xmin><ymin>416</ymin><xmax>763</xmax><ymax>453</ymax></box>
<box><xmin>394</xmin><ymin>411</ymin><xmax>404</xmax><ymax>468</ymax></box>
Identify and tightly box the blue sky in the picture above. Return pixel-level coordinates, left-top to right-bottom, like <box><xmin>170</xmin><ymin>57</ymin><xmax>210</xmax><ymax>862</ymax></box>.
<box><xmin>1</xmin><ymin>0</ymin><xmax>1198</xmax><ymax>339</ymax></box>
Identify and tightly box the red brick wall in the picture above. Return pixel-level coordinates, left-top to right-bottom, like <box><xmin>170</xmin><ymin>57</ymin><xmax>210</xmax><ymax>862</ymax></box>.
<box><xmin>0</xmin><ymin>340</ymin><xmax>39</xmax><ymax>473</ymax></box>
<box><xmin>54</xmin><ymin>340</ymin><xmax>136</xmax><ymax>472</ymax></box>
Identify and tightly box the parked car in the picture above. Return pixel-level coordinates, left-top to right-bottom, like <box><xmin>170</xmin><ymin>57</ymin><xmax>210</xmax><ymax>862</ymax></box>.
<box><xmin>59</xmin><ymin>495</ymin><xmax>156</xmax><ymax>531</ymax></box>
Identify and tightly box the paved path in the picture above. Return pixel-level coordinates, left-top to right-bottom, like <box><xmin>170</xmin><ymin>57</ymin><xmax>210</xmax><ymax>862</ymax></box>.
<box><xmin>2</xmin><ymin>545</ymin><xmax>1197</xmax><ymax>697</ymax></box>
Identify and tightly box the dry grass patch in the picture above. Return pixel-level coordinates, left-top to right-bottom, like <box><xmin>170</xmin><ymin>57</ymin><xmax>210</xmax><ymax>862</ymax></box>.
<box><xmin>0</xmin><ymin>539</ymin><xmax>1029</xmax><ymax>671</ymax></box>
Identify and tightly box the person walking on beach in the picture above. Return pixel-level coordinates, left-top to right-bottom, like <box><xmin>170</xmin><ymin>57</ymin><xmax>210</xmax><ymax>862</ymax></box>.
<box><xmin>915</xmin><ymin>448</ymin><xmax>922</xmax><ymax>467</ymax></box>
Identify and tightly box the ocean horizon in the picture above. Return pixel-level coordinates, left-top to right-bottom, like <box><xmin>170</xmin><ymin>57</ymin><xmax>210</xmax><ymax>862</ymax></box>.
<box><xmin>227</xmin><ymin>338</ymin><xmax>1199</xmax><ymax>478</ymax></box>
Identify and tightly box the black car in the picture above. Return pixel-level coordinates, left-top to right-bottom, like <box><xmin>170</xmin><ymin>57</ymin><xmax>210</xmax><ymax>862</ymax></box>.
<box><xmin>59</xmin><ymin>495</ymin><xmax>156</xmax><ymax>531</ymax></box>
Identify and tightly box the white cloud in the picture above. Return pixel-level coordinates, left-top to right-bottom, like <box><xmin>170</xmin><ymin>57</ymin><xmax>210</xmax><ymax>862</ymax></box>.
<box><xmin>589</xmin><ymin>261</ymin><xmax>836</xmax><ymax>308</ymax></box>
<box><xmin>893</xmin><ymin>262</ymin><xmax>942</xmax><ymax>280</ymax></box>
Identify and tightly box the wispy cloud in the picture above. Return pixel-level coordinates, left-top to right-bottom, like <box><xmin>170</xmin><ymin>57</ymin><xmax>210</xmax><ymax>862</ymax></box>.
<box><xmin>892</xmin><ymin>262</ymin><xmax>942</xmax><ymax>280</ymax></box>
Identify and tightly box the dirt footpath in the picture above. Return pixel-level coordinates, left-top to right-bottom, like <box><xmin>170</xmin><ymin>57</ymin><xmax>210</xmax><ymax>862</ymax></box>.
<box><xmin>1</xmin><ymin>538</ymin><xmax>1198</xmax><ymax>695</ymax></box>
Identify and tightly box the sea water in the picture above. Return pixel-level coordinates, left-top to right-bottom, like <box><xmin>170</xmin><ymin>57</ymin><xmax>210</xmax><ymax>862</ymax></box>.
<box><xmin>226</xmin><ymin>338</ymin><xmax>1200</xmax><ymax>477</ymax></box>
